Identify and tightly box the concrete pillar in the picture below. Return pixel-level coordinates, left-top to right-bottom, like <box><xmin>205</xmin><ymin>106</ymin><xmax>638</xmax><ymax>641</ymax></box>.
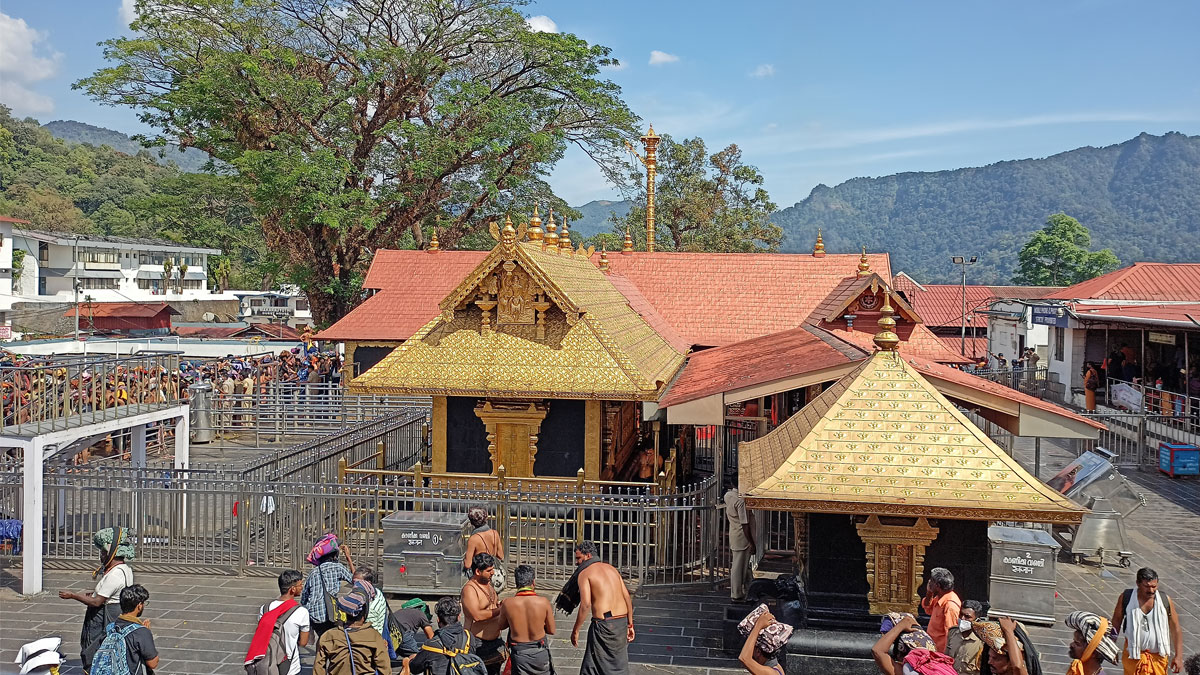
<box><xmin>22</xmin><ymin>439</ymin><xmax>44</xmax><ymax>595</ymax></box>
<box><xmin>174</xmin><ymin>413</ymin><xmax>189</xmax><ymax>470</ymax></box>
<box><xmin>131</xmin><ymin>424</ymin><xmax>147</xmax><ymax>469</ymax></box>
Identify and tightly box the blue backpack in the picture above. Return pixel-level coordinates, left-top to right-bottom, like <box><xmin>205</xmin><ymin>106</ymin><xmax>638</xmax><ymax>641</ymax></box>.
<box><xmin>91</xmin><ymin>622</ymin><xmax>141</xmax><ymax>675</ymax></box>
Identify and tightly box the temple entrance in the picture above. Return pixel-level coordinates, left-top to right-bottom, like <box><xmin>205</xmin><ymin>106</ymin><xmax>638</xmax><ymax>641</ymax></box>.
<box><xmin>474</xmin><ymin>400</ymin><xmax>547</xmax><ymax>478</ymax></box>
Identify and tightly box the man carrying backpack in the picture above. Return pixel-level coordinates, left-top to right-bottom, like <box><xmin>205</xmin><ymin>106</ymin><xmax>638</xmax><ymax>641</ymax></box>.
<box><xmin>246</xmin><ymin>570</ymin><xmax>310</xmax><ymax>675</ymax></box>
<box><xmin>402</xmin><ymin>597</ymin><xmax>486</xmax><ymax>675</ymax></box>
<box><xmin>84</xmin><ymin>584</ymin><xmax>159</xmax><ymax>675</ymax></box>
<box><xmin>313</xmin><ymin>590</ymin><xmax>391</xmax><ymax>675</ymax></box>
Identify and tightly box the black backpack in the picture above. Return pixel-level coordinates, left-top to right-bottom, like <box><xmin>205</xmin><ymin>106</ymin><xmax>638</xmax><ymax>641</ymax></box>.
<box><xmin>418</xmin><ymin>632</ymin><xmax>487</xmax><ymax>675</ymax></box>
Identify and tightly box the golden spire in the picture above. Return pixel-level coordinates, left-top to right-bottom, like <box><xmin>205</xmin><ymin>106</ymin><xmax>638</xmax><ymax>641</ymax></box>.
<box><xmin>545</xmin><ymin>209</ymin><xmax>559</xmax><ymax>250</ymax></box>
<box><xmin>528</xmin><ymin>205</ymin><xmax>544</xmax><ymax>241</ymax></box>
<box><xmin>429</xmin><ymin>229</ymin><xmax>440</xmax><ymax>252</ymax></box>
<box><xmin>500</xmin><ymin>216</ymin><xmax>517</xmax><ymax>255</ymax></box>
<box><xmin>813</xmin><ymin>228</ymin><xmax>826</xmax><ymax>258</ymax></box>
<box><xmin>873</xmin><ymin>288</ymin><xmax>900</xmax><ymax>352</ymax></box>
<box><xmin>622</xmin><ymin>227</ymin><xmax>634</xmax><ymax>255</ymax></box>
<box><xmin>559</xmin><ymin>219</ymin><xmax>573</xmax><ymax>253</ymax></box>
<box><xmin>641</xmin><ymin>125</ymin><xmax>660</xmax><ymax>253</ymax></box>
<box><xmin>857</xmin><ymin>246</ymin><xmax>871</xmax><ymax>277</ymax></box>
<box><xmin>599</xmin><ymin>246</ymin><xmax>610</xmax><ymax>273</ymax></box>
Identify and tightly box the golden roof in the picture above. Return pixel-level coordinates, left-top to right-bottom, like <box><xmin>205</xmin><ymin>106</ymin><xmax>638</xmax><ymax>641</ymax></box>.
<box><xmin>350</xmin><ymin>239</ymin><xmax>685</xmax><ymax>400</ymax></box>
<box><xmin>740</xmin><ymin>349</ymin><xmax>1087</xmax><ymax>523</ymax></box>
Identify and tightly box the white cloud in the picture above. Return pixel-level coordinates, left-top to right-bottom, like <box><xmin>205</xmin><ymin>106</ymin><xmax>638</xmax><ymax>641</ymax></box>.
<box><xmin>749</xmin><ymin>64</ymin><xmax>775</xmax><ymax>79</ymax></box>
<box><xmin>648</xmin><ymin>50</ymin><xmax>679</xmax><ymax>66</ymax></box>
<box><xmin>526</xmin><ymin>15</ymin><xmax>557</xmax><ymax>33</ymax></box>
<box><xmin>0</xmin><ymin>12</ymin><xmax>62</xmax><ymax>115</ymax></box>
<box><xmin>119</xmin><ymin>0</ymin><xmax>138</xmax><ymax>25</ymax></box>
<box><xmin>763</xmin><ymin>122</ymin><xmax>779</xmax><ymax>132</ymax></box>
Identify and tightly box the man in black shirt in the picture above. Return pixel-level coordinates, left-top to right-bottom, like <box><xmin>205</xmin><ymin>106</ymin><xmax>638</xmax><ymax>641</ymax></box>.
<box><xmin>403</xmin><ymin>597</ymin><xmax>476</xmax><ymax>675</ymax></box>
<box><xmin>83</xmin><ymin>584</ymin><xmax>159</xmax><ymax>674</ymax></box>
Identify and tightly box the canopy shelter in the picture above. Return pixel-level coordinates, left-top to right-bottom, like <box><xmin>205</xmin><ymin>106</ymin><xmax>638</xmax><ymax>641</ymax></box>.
<box><xmin>738</xmin><ymin>295</ymin><xmax>1086</xmax><ymax>616</ymax></box>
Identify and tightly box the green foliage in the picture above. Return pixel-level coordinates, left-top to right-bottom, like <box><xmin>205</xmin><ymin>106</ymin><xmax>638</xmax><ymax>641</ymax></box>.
<box><xmin>1014</xmin><ymin>213</ymin><xmax>1120</xmax><ymax>286</ymax></box>
<box><xmin>771</xmin><ymin>132</ymin><xmax>1200</xmax><ymax>283</ymax></box>
<box><xmin>602</xmin><ymin>135</ymin><xmax>782</xmax><ymax>252</ymax></box>
<box><xmin>0</xmin><ymin>104</ymin><xmax>268</xmax><ymax>287</ymax></box>
<box><xmin>78</xmin><ymin>0</ymin><xmax>638</xmax><ymax>324</ymax></box>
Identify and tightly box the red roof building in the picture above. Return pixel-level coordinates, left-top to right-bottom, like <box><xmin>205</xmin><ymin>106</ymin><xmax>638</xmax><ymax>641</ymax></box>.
<box><xmin>1044</xmin><ymin>262</ymin><xmax>1200</xmax><ymax>302</ymax></box>
<box><xmin>63</xmin><ymin>302</ymin><xmax>180</xmax><ymax>334</ymax></box>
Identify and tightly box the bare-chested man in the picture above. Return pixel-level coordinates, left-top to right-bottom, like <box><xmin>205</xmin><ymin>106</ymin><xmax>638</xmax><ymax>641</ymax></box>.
<box><xmin>461</xmin><ymin>553</ymin><xmax>506</xmax><ymax>675</ymax></box>
<box><xmin>570</xmin><ymin>541</ymin><xmax>634</xmax><ymax>675</ymax></box>
<box><xmin>463</xmin><ymin>507</ymin><xmax>504</xmax><ymax>581</ymax></box>
<box><xmin>498</xmin><ymin>565</ymin><xmax>556</xmax><ymax>675</ymax></box>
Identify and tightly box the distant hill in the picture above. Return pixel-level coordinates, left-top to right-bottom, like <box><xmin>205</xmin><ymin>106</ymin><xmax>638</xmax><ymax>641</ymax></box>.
<box><xmin>43</xmin><ymin>120</ymin><xmax>214</xmax><ymax>173</ymax></box>
<box><xmin>569</xmin><ymin>199</ymin><xmax>633</xmax><ymax>238</ymax></box>
<box><xmin>772</xmin><ymin>132</ymin><xmax>1200</xmax><ymax>284</ymax></box>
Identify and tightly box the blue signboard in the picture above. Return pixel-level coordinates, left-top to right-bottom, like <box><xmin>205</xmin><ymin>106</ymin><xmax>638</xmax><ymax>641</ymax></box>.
<box><xmin>1031</xmin><ymin>305</ymin><xmax>1069</xmax><ymax>327</ymax></box>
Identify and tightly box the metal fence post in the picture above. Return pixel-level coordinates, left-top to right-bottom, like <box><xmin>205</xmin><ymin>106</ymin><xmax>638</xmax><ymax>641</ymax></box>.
<box><xmin>1137</xmin><ymin>416</ymin><xmax>1148</xmax><ymax>471</ymax></box>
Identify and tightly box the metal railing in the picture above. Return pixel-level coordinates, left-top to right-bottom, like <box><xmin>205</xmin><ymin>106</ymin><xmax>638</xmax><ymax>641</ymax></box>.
<box><xmin>965</xmin><ymin>366</ymin><xmax>1050</xmax><ymax>398</ymax></box>
<box><xmin>1</xmin><ymin>352</ymin><xmax>184</xmax><ymax>435</ymax></box>
<box><xmin>1076</xmin><ymin>412</ymin><xmax>1199</xmax><ymax>468</ymax></box>
<box><xmin>3</xmin><ymin>467</ymin><xmax>727</xmax><ymax>589</ymax></box>
<box><xmin>1105</xmin><ymin>378</ymin><xmax>1200</xmax><ymax>427</ymax></box>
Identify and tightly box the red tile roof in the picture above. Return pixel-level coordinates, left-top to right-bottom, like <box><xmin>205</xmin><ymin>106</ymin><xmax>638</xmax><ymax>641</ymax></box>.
<box><xmin>596</xmin><ymin>252</ymin><xmax>891</xmax><ymax>347</ymax></box>
<box><xmin>322</xmin><ymin>249</ymin><xmax>891</xmax><ymax>347</ymax></box>
<box><xmin>321</xmin><ymin>250</ymin><xmax>488</xmax><ymax>341</ymax></box>
<box><xmin>660</xmin><ymin>325</ymin><xmax>865</xmax><ymax>407</ymax></box>
<box><xmin>905</xmin><ymin>355</ymin><xmax>1106</xmax><ymax>430</ymax></box>
<box><xmin>0</xmin><ymin>215</ymin><xmax>31</xmax><ymax>224</ymax></box>
<box><xmin>899</xmin><ymin>283</ymin><xmax>1062</xmax><ymax>328</ymax></box>
<box><xmin>935</xmin><ymin>334</ymin><xmax>990</xmax><ymax>360</ymax></box>
<box><xmin>175</xmin><ymin>324</ymin><xmax>302</xmax><ymax>340</ymax></box>
<box><xmin>62</xmin><ymin>302</ymin><xmax>178</xmax><ymax>318</ymax></box>
<box><xmin>821</xmin><ymin>323</ymin><xmax>974</xmax><ymax>364</ymax></box>
<box><xmin>1044</xmin><ymin>263</ymin><xmax>1200</xmax><ymax>302</ymax></box>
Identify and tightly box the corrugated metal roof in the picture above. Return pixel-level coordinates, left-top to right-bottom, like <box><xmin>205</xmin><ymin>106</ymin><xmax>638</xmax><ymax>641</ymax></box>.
<box><xmin>62</xmin><ymin>302</ymin><xmax>179</xmax><ymax>318</ymax></box>
<box><xmin>898</xmin><ymin>282</ymin><xmax>1063</xmax><ymax>328</ymax></box>
<box><xmin>1045</xmin><ymin>263</ymin><xmax>1200</xmax><ymax>302</ymax></box>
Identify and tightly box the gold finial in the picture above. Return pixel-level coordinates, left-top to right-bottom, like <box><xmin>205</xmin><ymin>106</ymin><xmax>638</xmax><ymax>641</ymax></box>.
<box><xmin>500</xmin><ymin>217</ymin><xmax>517</xmax><ymax>253</ymax></box>
<box><xmin>599</xmin><ymin>246</ymin><xmax>610</xmax><ymax>273</ymax></box>
<box><xmin>644</xmin><ymin>123</ymin><xmax>657</xmax><ymax>139</ymax></box>
<box><xmin>527</xmin><ymin>205</ymin><xmax>544</xmax><ymax>241</ymax></box>
<box><xmin>545</xmin><ymin>209</ymin><xmax>559</xmax><ymax>250</ymax></box>
<box><xmin>873</xmin><ymin>288</ymin><xmax>900</xmax><ymax>352</ymax></box>
<box><xmin>429</xmin><ymin>229</ymin><xmax>440</xmax><ymax>252</ymax></box>
<box><xmin>857</xmin><ymin>246</ymin><xmax>871</xmax><ymax>277</ymax></box>
<box><xmin>622</xmin><ymin>227</ymin><xmax>634</xmax><ymax>254</ymax></box>
<box><xmin>559</xmin><ymin>219</ymin><xmax>572</xmax><ymax>253</ymax></box>
<box><xmin>813</xmin><ymin>228</ymin><xmax>826</xmax><ymax>258</ymax></box>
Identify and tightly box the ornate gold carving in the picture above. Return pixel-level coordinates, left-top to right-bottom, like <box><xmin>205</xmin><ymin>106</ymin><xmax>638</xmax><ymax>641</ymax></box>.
<box><xmin>432</xmin><ymin>396</ymin><xmax>448</xmax><ymax>473</ymax></box>
<box><xmin>475</xmin><ymin>298</ymin><xmax>496</xmax><ymax>333</ymax></box>
<box><xmin>498</xmin><ymin>266</ymin><xmax>537</xmax><ymax>325</ymax></box>
<box><xmin>500</xmin><ymin>217</ymin><xmax>518</xmax><ymax>256</ymax></box>
<box><xmin>856</xmin><ymin>515</ymin><xmax>939</xmax><ymax>615</ymax></box>
<box><xmin>474</xmin><ymin>400</ymin><xmax>549</xmax><ymax>477</ymax></box>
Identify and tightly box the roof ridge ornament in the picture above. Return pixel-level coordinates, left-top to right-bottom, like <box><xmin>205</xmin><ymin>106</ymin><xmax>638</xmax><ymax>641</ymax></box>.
<box><xmin>599</xmin><ymin>246</ymin><xmax>610</xmax><ymax>273</ymax></box>
<box><xmin>874</xmin><ymin>286</ymin><xmax>900</xmax><ymax>352</ymax></box>
<box><xmin>559</xmin><ymin>219</ymin><xmax>573</xmax><ymax>254</ymax></box>
<box><xmin>429</xmin><ymin>229</ymin><xmax>440</xmax><ymax>252</ymax></box>
<box><xmin>857</xmin><ymin>246</ymin><xmax>871</xmax><ymax>277</ymax></box>
<box><xmin>813</xmin><ymin>228</ymin><xmax>826</xmax><ymax>258</ymax></box>
<box><xmin>545</xmin><ymin>210</ymin><xmax>559</xmax><ymax>251</ymax></box>
<box><xmin>500</xmin><ymin>216</ymin><xmax>518</xmax><ymax>256</ymax></box>
<box><xmin>528</xmin><ymin>205</ymin><xmax>544</xmax><ymax>241</ymax></box>
<box><xmin>622</xmin><ymin>227</ymin><xmax>634</xmax><ymax>255</ymax></box>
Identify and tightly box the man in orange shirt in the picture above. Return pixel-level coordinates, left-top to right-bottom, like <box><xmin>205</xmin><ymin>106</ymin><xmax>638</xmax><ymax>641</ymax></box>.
<box><xmin>920</xmin><ymin>567</ymin><xmax>962</xmax><ymax>653</ymax></box>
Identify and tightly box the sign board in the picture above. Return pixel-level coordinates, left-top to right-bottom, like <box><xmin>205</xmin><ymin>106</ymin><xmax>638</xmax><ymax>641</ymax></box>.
<box><xmin>1031</xmin><ymin>305</ymin><xmax>1068</xmax><ymax>327</ymax></box>
<box><xmin>0</xmin><ymin>325</ymin><xmax>10</xmax><ymax>339</ymax></box>
<box><xmin>1148</xmin><ymin>331</ymin><xmax>1176</xmax><ymax>345</ymax></box>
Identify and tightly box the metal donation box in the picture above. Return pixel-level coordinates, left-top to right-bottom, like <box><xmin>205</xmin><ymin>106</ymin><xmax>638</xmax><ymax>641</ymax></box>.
<box><xmin>987</xmin><ymin>526</ymin><xmax>1060</xmax><ymax>625</ymax></box>
<box><xmin>1048</xmin><ymin>449</ymin><xmax>1146</xmax><ymax>567</ymax></box>
<box><xmin>380</xmin><ymin>511</ymin><xmax>471</xmax><ymax>594</ymax></box>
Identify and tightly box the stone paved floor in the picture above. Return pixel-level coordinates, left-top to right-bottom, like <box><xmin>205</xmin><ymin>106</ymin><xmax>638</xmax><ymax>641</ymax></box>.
<box><xmin>0</xmin><ymin>570</ymin><xmax>741</xmax><ymax>675</ymax></box>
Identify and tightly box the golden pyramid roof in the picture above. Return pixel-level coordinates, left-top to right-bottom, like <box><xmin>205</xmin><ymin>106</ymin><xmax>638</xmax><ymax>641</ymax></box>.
<box><xmin>350</xmin><ymin>237</ymin><xmax>685</xmax><ymax>400</ymax></box>
<box><xmin>740</xmin><ymin>348</ymin><xmax>1087</xmax><ymax>524</ymax></box>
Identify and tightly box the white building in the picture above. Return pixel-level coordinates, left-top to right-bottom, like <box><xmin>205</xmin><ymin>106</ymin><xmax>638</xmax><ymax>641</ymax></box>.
<box><xmin>0</xmin><ymin>216</ymin><xmax>22</xmax><ymax>337</ymax></box>
<box><xmin>233</xmin><ymin>290</ymin><xmax>313</xmax><ymax>330</ymax></box>
<box><xmin>12</xmin><ymin>229</ymin><xmax>220</xmax><ymax>301</ymax></box>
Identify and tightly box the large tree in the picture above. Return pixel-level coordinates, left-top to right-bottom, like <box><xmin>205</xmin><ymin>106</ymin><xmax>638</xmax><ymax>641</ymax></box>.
<box><xmin>79</xmin><ymin>0</ymin><xmax>637</xmax><ymax>324</ymax></box>
<box><xmin>1013</xmin><ymin>213</ymin><xmax>1120</xmax><ymax>286</ymax></box>
<box><xmin>604</xmin><ymin>135</ymin><xmax>781</xmax><ymax>252</ymax></box>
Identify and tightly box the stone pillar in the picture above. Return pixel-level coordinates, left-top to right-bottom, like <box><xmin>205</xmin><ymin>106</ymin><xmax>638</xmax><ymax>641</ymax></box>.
<box><xmin>23</xmin><ymin>439</ymin><xmax>44</xmax><ymax>595</ymax></box>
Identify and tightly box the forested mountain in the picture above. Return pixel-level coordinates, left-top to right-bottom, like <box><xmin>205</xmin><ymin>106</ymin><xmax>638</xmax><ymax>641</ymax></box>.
<box><xmin>772</xmin><ymin>132</ymin><xmax>1200</xmax><ymax>284</ymax></box>
<box><xmin>570</xmin><ymin>199</ymin><xmax>633</xmax><ymax>238</ymax></box>
<box><xmin>43</xmin><ymin>120</ymin><xmax>214</xmax><ymax>172</ymax></box>
<box><xmin>0</xmin><ymin>107</ymin><xmax>270</xmax><ymax>289</ymax></box>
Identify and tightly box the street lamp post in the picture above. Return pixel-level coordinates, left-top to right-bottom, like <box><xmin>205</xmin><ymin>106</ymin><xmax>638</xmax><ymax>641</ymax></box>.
<box><xmin>951</xmin><ymin>255</ymin><xmax>978</xmax><ymax>357</ymax></box>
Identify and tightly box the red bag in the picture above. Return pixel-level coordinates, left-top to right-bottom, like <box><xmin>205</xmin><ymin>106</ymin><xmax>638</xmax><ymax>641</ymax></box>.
<box><xmin>306</xmin><ymin>533</ymin><xmax>339</xmax><ymax>565</ymax></box>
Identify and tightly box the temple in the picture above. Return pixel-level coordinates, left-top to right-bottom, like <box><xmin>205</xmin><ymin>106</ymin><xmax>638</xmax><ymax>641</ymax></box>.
<box><xmin>327</xmin><ymin>211</ymin><xmax>1102</xmax><ymax>489</ymax></box>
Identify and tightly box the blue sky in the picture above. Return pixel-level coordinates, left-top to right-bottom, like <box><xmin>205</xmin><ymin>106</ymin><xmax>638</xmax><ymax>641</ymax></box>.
<box><xmin>3</xmin><ymin>0</ymin><xmax>1199</xmax><ymax>207</ymax></box>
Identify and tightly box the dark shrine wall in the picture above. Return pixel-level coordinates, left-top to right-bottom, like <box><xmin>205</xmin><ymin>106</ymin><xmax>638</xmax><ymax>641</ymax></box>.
<box><xmin>535</xmin><ymin>400</ymin><xmax>586</xmax><ymax>477</ymax></box>
<box><xmin>446</xmin><ymin>396</ymin><xmax>490</xmax><ymax>474</ymax></box>
<box><xmin>921</xmin><ymin>519</ymin><xmax>990</xmax><ymax>607</ymax></box>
